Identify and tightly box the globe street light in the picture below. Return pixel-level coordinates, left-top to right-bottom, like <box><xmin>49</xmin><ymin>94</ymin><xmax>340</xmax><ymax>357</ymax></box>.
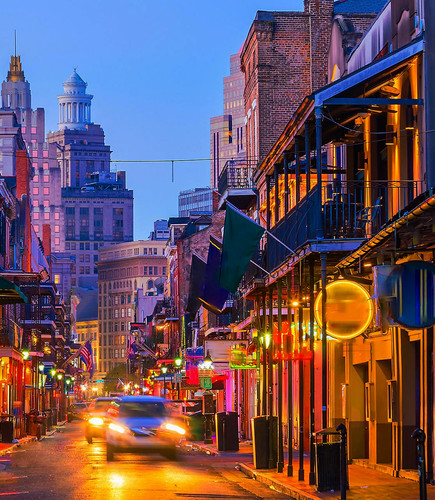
<box><xmin>161</xmin><ymin>365</ymin><xmax>168</xmax><ymax>398</ymax></box>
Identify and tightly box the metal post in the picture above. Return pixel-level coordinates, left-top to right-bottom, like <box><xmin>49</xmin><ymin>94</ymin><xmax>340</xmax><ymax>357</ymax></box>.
<box><xmin>256</xmin><ymin>298</ymin><xmax>262</xmax><ymax>416</ymax></box>
<box><xmin>274</xmin><ymin>164</ymin><xmax>280</xmax><ymax>224</ymax></box>
<box><xmin>284</xmin><ymin>152</ymin><xmax>289</xmax><ymax>214</ymax></box>
<box><xmin>295</xmin><ymin>136</ymin><xmax>301</xmax><ymax>204</ymax></box>
<box><xmin>277</xmin><ymin>280</ymin><xmax>284</xmax><ymax>473</ymax></box>
<box><xmin>320</xmin><ymin>253</ymin><xmax>328</xmax><ymax>433</ymax></box>
<box><xmin>266</xmin><ymin>175</ymin><xmax>271</xmax><ymax>231</ymax></box>
<box><xmin>412</xmin><ymin>428</ymin><xmax>427</xmax><ymax>500</ymax></box>
<box><xmin>337</xmin><ymin>423</ymin><xmax>348</xmax><ymax>500</ymax></box>
<box><xmin>163</xmin><ymin>372</ymin><xmax>166</xmax><ymax>399</ymax></box>
<box><xmin>298</xmin><ymin>300</ymin><xmax>304</xmax><ymax>481</ymax></box>
<box><xmin>286</xmin><ymin>274</ymin><xmax>294</xmax><ymax>477</ymax></box>
<box><xmin>268</xmin><ymin>287</ymin><xmax>275</xmax><ymax>469</ymax></box>
<box><xmin>309</xmin><ymin>256</ymin><xmax>316</xmax><ymax>485</ymax></box>
<box><xmin>262</xmin><ymin>293</ymin><xmax>267</xmax><ymax>416</ymax></box>
<box><xmin>315</xmin><ymin>107</ymin><xmax>323</xmax><ymax>238</ymax></box>
<box><xmin>305</xmin><ymin>123</ymin><xmax>311</xmax><ymax>193</ymax></box>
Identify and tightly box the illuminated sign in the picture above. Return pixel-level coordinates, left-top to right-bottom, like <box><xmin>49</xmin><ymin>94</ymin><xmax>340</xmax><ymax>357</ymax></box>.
<box><xmin>314</xmin><ymin>280</ymin><xmax>374</xmax><ymax>340</ymax></box>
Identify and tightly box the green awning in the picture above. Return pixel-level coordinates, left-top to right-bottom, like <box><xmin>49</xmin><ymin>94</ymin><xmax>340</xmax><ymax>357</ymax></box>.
<box><xmin>0</xmin><ymin>278</ymin><xmax>28</xmax><ymax>304</ymax></box>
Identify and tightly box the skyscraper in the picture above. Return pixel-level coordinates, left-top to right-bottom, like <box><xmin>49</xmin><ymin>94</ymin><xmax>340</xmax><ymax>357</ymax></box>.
<box><xmin>210</xmin><ymin>52</ymin><xmax>245</xmax><ymax>189</ymax></box>
<box><xmin>1</xmin><ymin>55</ymin><xmax>64</xmax><ymax>252</ymax></box>
<box><xmin>46</xmin><ymin>70</ymin><xmax>133</xmax><ymax>288</ymax></box>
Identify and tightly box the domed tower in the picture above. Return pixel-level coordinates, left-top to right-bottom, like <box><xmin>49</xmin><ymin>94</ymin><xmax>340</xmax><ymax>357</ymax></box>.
<box><xmin>57</xmin><ymin>69</ymin><xmax>93</xmax><ymax>130</ymax></box>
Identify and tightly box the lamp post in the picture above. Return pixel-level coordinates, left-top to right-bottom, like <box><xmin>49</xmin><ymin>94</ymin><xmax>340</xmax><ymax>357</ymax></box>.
<box><xmin>174</xmin><ymin>352</ymin><xmax>182</xmax><ymax>400</ymax></box>
<box><xmin>202</xmin><ymin>352</ymin><xmax>214</xmax><ymax>445</ymax></box>
<box><xmin>161</xmin><ymin>365</ymin><xmax>168</xmax><ymax>399</ymax></box>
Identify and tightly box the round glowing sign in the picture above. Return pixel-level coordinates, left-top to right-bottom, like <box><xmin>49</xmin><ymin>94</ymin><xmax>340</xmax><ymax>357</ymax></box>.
<box><xmin>314</xmin><ymin>280</ymin><xmax>374</xmax><ymax>340</ymax></box>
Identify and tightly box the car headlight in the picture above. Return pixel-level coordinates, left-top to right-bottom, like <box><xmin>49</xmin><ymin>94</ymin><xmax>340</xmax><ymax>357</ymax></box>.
<box><xmin>89</xmin><ymin>417</ymin><xmax>104</xmax><ymax>426</ymax></box>
<box><xmin>109</xmin><ymin>423</ymin><xmax>126</xmax><ymax>434</ymax></box>
<box><xmin>162</xmin><ymin>422</ymin><xmax>186</xmax><ymax>436</ymax></box>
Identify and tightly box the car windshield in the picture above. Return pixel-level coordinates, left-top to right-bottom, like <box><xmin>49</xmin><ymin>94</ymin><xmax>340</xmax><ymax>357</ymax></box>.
<box><xmin>73</xmin><ymin>404</ymin><xmax>87</xmax><ymax>409</ymax></box>
<box><xmin>94</xmin><ymin>400</ymin><xmax>112</xmax><ymax>411</ymax></box>
<box><xmin>119</xmin><ymin>402</ymin><xmax>167</xmax><ymax>418</ymax></box>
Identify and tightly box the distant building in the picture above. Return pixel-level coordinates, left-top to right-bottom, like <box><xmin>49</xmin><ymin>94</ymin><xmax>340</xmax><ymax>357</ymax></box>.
<box><xmin>75</xmin><ymin>287</ymin><xmax>100</xmax><ymax>377</ymax></box>
<box><xmin>178</xmin><ymin>187</ymin><xmax>214</xmax><ymax>217</ymax></box>
<box><xmin>149</xmin><ymin>219</ymin><xmax>169</xmax><ymax>241</ymax></box>
<box><xmin>97</xmin><ymin>240</ymin><xmax>167</xmax><ymax>374</ymax></box>
<box><xmin>210</xmin><ymin>52</ymin><xmax>245</xmax><ymax>189</ymax></box>
<box><xmin>1</xmin><ymin>56</ymin><xmax>64</xmax><ymax>253</ymax></box>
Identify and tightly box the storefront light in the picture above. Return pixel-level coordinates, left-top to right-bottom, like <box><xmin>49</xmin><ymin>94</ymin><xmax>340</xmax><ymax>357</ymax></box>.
<box><xmin>22</xmin><ymin>350</ymin><xmax>30</xmax><ymax>360</ymax></box>
<box><xmin>38</xmin><ymin>363</ymin><xmax>44</xmax><ymax>372</ymax></box>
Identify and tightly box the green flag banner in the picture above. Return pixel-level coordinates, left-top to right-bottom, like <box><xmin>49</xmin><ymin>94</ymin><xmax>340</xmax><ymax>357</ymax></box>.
<box><xmin>219</xmin><ymin>204</ymin><xmax>265</xmax><ymax>293</ymax></box>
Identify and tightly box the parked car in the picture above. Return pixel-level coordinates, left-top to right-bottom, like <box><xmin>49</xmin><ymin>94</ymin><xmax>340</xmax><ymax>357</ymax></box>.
<box><xmin>85</xmin><ymin>397</ymin><xmax>118</xmax><ymax>443</ymax></box>
<box><xmin>67</xmin><ymin>403</ymin><xmax>88</xmax><ymax>422</ymax></box>
<box><xmin>105</xmin><ymin>396</ymin><xmax>186</xmax><ymax>461</ymax></box>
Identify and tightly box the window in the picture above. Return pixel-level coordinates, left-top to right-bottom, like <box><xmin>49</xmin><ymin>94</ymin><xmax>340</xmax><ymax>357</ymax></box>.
<box><xmin>43</xmin><ymin>175</ymin><xmax>49</xmax><ymax>183</ymax></box>
<box><xmin>153</xmin><ymin>248</ymin><xmax>157</xmax><ymax>255</ymax></box>
<box><xmin>55</xmin><ymin>212</ymin><xmax>60</xmax><ymax>220</ymax></box>
<box><xmin>55</xmin><ymin>237</ymin><xmax>60</xmax><ymax>246</ymax></box>
<box><xmin>44</xmin><ymin>200</ymin><xmax>49</xmax><ymax>207</ymax></box>
<box><xmin>154</xmin><ymin>267</ymin><xmax>158</xmax><ymax>275</ymax></box>
<box><xmin>33</xmin><ymin>212</ymin><xmax>39</xmax><ymax>220</ymax></box>
<box><xmin>121</xmin><ymin>309</ymin><xmax>125</xmax><ymax>318</ymax></box>
<box><xmin>55</xmin><ymin>225</ymin><xmax>60</xmax><ymax>233</ymax></box>
<box><xmin>33</xmin><ymin>175</ymin><xmax>39</xmax><ymax>183</ymax></box>
<box><xmin>79</xmin><ymin>254</ymin><xmax>84</xmax><ymax>262</ymax></box>
<box><xmin>31</xmin><ymin>127</ymin><xmax>37</xmax><ymax>134</ymax></box>
<box><xmin>43</xmin><ymin>151</ymin><xmax>48</xmax><ymax>158</ymax></box>
<box><xmin>149</xmin><ymin>266</ymin><xmax>153</xmax><ymax>275</ymax></box>
<box><xmin>44</xmin><ymin>212</ymin><xmax>49</xmax><ymax>220</ymax></box>
<box><xmin>85</xmin><ymin>266</ymin><xmax>90</xmax><ymax>274</ymax></box>
<box><xmin>34</xmin><ymin>225</ymin><xmax>39</xmax><ymax>233</ymax></box>
<box><xmin>162</xmin><ymin>266</ymin><xmax>166</xmax><ymax>275</ymax></box>
<box><xmin>144</xmin><ymin>267</ymin><xmax>147</xmax><ymax>275</ymax></box>
<box><xmin>43</xmin><ymin>162</ymin><xmax>49</xmax><ymax>169</ymax></box>
<box><xmin>65</xmin><ymin>243</ymin><xmax>70</xmax><ymax>250</ymax></box>
<box><xmin>43</xmin><ymin>187</ymin><xmax>49</xmax><ymax>195</ymax></box>
<box><xmin>33</xmin><ymin>187</ymin><xmax>39</xmax><ymax>195</ymax></box>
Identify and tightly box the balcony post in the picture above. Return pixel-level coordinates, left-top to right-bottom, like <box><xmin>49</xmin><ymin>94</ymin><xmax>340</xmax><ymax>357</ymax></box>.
<box><xmin>295</xmin><ymin>136</ymin><xmax>301</xmax><ymax>205</ymax></box>
<box><xmin>308</xmin><ymin>255</ymin><xmax>316</xmax><ymax>484</ymax></box>
<box><xmin>298</xmin><ymin>289</ymin><xmax>304</xmax><ymax>481</ymax></box>
<box><xmin>268</xmin><ymin>286</ymin><xmax>275</xmax><ymax>469</ymax></box>
<box><xmin>315</xmin><ymin>107</ymin><xmax>323</xmax><ymax>238</ymax></box>
<box><xmin>305</xmin><ymin>123</ymin><xmax>311</xmax><ymax>192</ymax></box>
<box><xmin>274</xmin><ymin>164</ymin><xmax>280</xmax><ymax>224</ymax></box>
<box><xmin>286</xmin><ymin>273</ymin><xmax>294</xmax><ymax>477</ymax></box>
<box><xmin>284</xmin><ymin>152</ymin><xmax>289</xmax><ymax>214</ymax></box>
<box><xmin>320</xmin><ymin>252</ymin><xmax>328</xmax><ymax>433</ymax></box>
<box><xmin>262</xmin><ymin>292</ymin><xmax>267</xmax><ymax>415</ymax></box>
<box><xmin>266</xmin><ymin>175</ymin><xmax>271</xmax><ymax>231</ymax></box>
<box><xmin>277</xmin><ymin>279</ymin><xmax>284</xmax><ymax>473</ymax></box>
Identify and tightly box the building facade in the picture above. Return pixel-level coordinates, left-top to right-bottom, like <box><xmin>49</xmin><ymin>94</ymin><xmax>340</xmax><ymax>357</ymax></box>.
<box><xmin>178</xmin><ymin>187</ymin><xmax>214</xmax><ymax>217</ymax></box>
<box><xmin>210</xmin><ymin>52</ymin><xmax>245</xmax><ymax>189</ymax></box>
<box><xmin>97</xmin><ymin>240</ymin><xmax>167</xmax><ymax>374</ymax></box>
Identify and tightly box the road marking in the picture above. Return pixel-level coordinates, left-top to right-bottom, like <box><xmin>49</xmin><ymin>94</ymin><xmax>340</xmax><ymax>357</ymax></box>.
<box><xmin>0</xmin><ymin>492</ymin><xmax>29</xmax><ymax>496</ymax></box>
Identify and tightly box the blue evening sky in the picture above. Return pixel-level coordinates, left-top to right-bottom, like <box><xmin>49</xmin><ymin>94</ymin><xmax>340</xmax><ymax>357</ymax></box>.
<box><xmin>0</xmin><ymin>0</ymin><xmax>302</xmax><ymax>239</ymax></box>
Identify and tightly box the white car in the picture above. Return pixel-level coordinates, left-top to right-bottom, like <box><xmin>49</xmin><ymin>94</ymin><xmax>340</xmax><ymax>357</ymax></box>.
<box><xmin>105</xmin><ymin>395</ymin><xmax>186</xmax><ymax>461</ymax></box>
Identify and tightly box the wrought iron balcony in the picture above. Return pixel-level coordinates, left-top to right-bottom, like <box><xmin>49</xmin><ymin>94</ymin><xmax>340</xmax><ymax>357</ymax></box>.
<box><xmin>0</xmin><ymin>319</ymin><xmax>23</xmax><ymax>349</ymax></box>
<box><xmin>267</xmin><ymin>180</ymin><xmax>424</xmax><ymax>271</ymax></box>
<box><xmin>218</xmin><ymin>160</ymin><xmax>256</xmax><ymax>210</ymax></box>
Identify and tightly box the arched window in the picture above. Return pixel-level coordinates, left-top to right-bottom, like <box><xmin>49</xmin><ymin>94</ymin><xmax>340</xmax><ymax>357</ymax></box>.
<box><xmin>147</xmin><ymin>280</ymin><xmax>154</xmax><ymax>290</ymax></box>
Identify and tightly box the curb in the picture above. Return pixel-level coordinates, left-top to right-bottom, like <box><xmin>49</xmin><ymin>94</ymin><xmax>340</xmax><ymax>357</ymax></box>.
<box><xmin>183</xmin><ymin>441</ymin><xmax>219</xmax><ymax>456</ymax></box>
<box><xmin>238</xmin><ymin>463</ymin><xmax>320</xmax><ymax>500</ymax></box>
<box><xmin>0</xmin><ymin>436</ymin><xmax>38</xmax><ymax>457</ymax></box>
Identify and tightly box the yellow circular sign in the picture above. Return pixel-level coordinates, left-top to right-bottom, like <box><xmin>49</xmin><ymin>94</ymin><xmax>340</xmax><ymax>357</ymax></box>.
<box><xmin>314</xmin><ymin>280</ymin><xmax>373</xmax><ymax>340</ymax></box>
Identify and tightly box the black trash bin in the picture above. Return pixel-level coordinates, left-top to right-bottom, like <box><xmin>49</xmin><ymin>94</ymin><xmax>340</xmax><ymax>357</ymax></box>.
<box><xmin>251</xmin><ymin>416</ymin><xmax>277</xmax><ymax>469</ymax></box>
<box><xmin>186</xmin><ymin>411</ymin><xmax>205</xmax><ymax>441</ymax></box>
<box><xmin>45</xmin><ymin>410</ymin><xmax>52</xmax><ymax>432</ymax></box>
<box><xmin>315</xmin><ymin>441</ymin><xmax>341</xmax><ymax>491</ymax></box>
<box><xmin>51</xmin><ymin>408</ymin><xmax>57</xmax><ymax>427</ymax></box>
<box><xmin>224</xmin><ymin>412</ymin><xmax>239</xmax><ymax>451</ymax></box>
<box><xmin>215</xmin><ymin>412</ymin><xmax>226</xmax><ymax>451</ymax></box>
<box><xmin>0</xmin><ymin>421</ymin><xmax>14</xmax><ymax>443</ymax></box>
<box><xmin>37</xmin><ymin>415</ymin><xmax>47</xmax><ymax>436</ymax></box>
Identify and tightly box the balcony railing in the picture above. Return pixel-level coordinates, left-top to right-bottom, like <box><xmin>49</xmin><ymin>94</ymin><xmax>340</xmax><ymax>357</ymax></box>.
<box><xmin>218</xmin><ymin>160</ymin><xmax>255</xmax><ymax>195</ymax></box>
<box><xmin>267</xmin><ymin>180</ymin><xmax>425</xmax><ymax>271</ymax></box>
<box><xmin>0</xmin><ymin>319</ymin><xmax>23</xmax><ymax>349</ymax></box>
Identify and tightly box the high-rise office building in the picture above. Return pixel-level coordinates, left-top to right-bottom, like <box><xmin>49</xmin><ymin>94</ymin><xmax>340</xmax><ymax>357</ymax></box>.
<box><xmin>178</xmin><ymin>187</ymin><xmax>214</xmax><ymax>217</ymax></box>
<box><xmin>210</xmin><ymin>52</ymin><xmax>245</xmax><ymax>189</ymax></box>
<box><xmin>1</xmin><ymin>55</ymin><xmax>64</xmax><ymax>252</ymax></box>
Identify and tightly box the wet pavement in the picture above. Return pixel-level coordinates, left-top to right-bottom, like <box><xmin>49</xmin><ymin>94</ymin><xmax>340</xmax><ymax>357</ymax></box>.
<box><xmin>0</xmin><ymin>422</ymin><xmax>290</xmax><ymax>499</ymax></box>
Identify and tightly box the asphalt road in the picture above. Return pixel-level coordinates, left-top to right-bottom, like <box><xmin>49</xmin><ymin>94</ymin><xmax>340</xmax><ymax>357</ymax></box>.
<box><xmin>0</xmin><ymin>422</ymin><xmax>290</xmax><ymax>499</ymax></box>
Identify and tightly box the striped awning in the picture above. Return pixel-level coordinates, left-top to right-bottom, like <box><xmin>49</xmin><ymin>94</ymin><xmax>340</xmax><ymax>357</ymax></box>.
<box><xmin>0</xmin><ymin>277</ymin><xmax>28</xmax><ymax>304</ymax></box>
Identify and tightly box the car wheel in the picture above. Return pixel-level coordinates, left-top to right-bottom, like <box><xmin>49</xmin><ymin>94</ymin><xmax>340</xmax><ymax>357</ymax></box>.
<box><xmin>107</xmin><ymin>445</ymin><xmax>114</xmax><ymax>461</ymax></box>
<box><xmin>86</xmin><ymin>434</ymin><xmax>93</xmax><ymax>444</ymax></box>
<box><xmin>163</xmin><ymin>447</ymin><xmax>177</xmax><ymax>461</ymax></box>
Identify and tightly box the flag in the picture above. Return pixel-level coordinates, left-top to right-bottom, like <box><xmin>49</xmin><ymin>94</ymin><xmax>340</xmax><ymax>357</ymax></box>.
<box><xmin>219</xmin><ymin>203</ymin><xmax>265</xmax><ymax>293</ymax></box>
<box><xmin>80</xmin><ymin>340</ymin><xmax>94</xmax><ymax>378</ymax></box>
<box><xmin>116</xmin><ymin>379</ymin><xmax>123</xmax><ymax>390</ymax></box>
<box><xmin>198</xmin><ymin>236</ymin><xmax>229</xmax><ymax>314</ymax></box>
<box><xmin>186</xmin><ymin>253</ymin><xmax>206</xmax><ymax>316</ymax></box>
<box><xmin>126</xmin><ymin>335</ymin><xmax>138</xmax><ymax>361</ymax></box>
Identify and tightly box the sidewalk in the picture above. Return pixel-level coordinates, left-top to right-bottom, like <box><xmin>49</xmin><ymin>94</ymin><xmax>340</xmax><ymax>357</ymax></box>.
<box><xmin>0</xmin><ymin>420</ymin><xmax>66</xmax><ymax>457</ymax></box>
<box><xmin>188</xmin><ymin>439</ymin><xmax>435</xmax><ymax>499</ymax></box>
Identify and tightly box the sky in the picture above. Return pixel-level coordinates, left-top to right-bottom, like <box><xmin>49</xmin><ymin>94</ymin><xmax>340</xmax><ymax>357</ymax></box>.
<box><xmin>0</xmin><ymin>0</ymin><xmax>303</xmax><ymax>239</ymax></box>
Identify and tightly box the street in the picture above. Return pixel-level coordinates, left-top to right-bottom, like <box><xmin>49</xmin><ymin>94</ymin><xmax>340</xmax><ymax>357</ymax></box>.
<box><xmin>0</xmin><ymin>423</ymin><xmax>289</xmax><ymax>499</ymax></box>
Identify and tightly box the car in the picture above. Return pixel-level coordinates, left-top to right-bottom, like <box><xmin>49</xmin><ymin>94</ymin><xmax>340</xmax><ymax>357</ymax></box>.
<box><xmin>105</xmin><ymin>396</ymin><xmax>186</xmax><ymax>461</ymax></box>
<box><xmin>85</xmin><ymin>397</ymin><xmax>118</xmax><ymax>444</ymax></box>
<box><xmin>67</xmin><ymin>403</ymin><xmax>88</xmax><ymax>422</ymax></box>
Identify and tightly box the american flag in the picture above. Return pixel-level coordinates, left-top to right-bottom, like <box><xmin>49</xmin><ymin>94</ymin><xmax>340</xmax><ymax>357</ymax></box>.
<box><xmin>80</xmin><ymin>340</ymin><xmax>94</xmax><ymax>378</ymax></box>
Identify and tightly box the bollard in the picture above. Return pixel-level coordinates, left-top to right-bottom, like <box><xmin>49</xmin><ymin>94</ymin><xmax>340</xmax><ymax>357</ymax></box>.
<box><xmin>412</xmin><ymin>428</ymin><xmax>427</xmax><ymax>500</ymax></box>
<box><xmin>336</xmin><ymin>423</ymin><xmax>347</xmax><ymax>500</ymax></box>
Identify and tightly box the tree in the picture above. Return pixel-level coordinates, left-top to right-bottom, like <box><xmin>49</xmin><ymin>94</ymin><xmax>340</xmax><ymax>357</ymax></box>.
<box><xmin>103</xmin><ymin>364</ymin><xmax>140</xmax><ymax>394</ymax></box>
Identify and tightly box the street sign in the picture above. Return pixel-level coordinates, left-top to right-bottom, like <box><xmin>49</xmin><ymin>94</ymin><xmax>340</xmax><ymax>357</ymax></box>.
<box><xmin>174</xmin><ymin>373</ymin><xmax>182</xmax><ymax>383</ymax></box>
<box><xmin>200</xmin><ymin>377</ymin><xmax>212</xmax><ymax>389</ymax></box>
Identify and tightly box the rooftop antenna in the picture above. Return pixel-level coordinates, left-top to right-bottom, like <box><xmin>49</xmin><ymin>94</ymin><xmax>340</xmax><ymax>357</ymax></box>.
<box><xmin>14</xmin><ymin>29</ymin><xmax>17</xmax><ymax>58</ymax></box>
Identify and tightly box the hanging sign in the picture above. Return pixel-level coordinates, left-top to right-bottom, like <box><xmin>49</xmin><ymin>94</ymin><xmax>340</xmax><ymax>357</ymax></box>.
<box><xmin>314</xmin><ymin>280</ymin><xmax>374</xmax><ymax>340</ymax></box>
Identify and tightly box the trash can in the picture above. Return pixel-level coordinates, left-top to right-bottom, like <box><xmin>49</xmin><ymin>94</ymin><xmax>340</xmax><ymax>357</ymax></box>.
<box><xmin>0</xmin><ymin>421</ymin><xmax>14</xmax><ymax>443</ymax></box>
<box><xmin>36</xmin><ymin>414</ymin><xmax>47</xmax><ymax>436</ymax></box>
<box><xmin>215</xmin><ymin>412</ymin><xmax>226</xmax><ymax>451</ymax></box>
<box><xmin>315</xmin><ymin>441</ymin><xmax>341</xmax><ymax>491</ymax></box>
<box><xmin>216</xmin><ymin>412</ymin><xmax>239</xmax><ymax>452</ymax></box>
<box><xmin>45</xmin><ymin>410</ymin><xmax>52</xmax><ymax>432</ymax></box>
<box><xmin>251</xmin><ymin>415</ymin><xmax>277</xmax><ymax>469</ymax></box>
<box><xmin>186</xmin><ymin>411</ymin><xmax>205</xmax><ymax>441</ymax></box>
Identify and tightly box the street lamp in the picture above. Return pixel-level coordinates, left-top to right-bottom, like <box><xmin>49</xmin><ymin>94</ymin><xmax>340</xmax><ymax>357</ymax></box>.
<box><xmin>203</xmin><ymin>351</ymin><xmax>213</xmax><ymax>370</ymax></box>
<box><xmin>201</xmin><ymin>352</ymin><xmax>214</xmax><ymax>445</ymax></box>
<box><xmin>38</xmin><ymin>363</ymin><xmax>44</xmax><ymax>372</ymax></box>
<box><xmin>161</xmin><ymin>365</ymin><xmax>168</xmax><ymax>399</ymax></box>
<box><xmin>174</xmin><ymin>353</ymin><xmax>183</xmax><ymax>400</ymax></box>
<box><xmin>50</xmin><ymin>369</ymin><xmax>56</xmax><ymax>377</ymax></box>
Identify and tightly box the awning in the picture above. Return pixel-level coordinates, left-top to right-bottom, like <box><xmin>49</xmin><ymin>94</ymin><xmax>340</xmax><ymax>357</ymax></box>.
<box><xmin>0</xmin><ymin>277</ymin><xmax>28</xmax><ymax>304</ymax></box>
